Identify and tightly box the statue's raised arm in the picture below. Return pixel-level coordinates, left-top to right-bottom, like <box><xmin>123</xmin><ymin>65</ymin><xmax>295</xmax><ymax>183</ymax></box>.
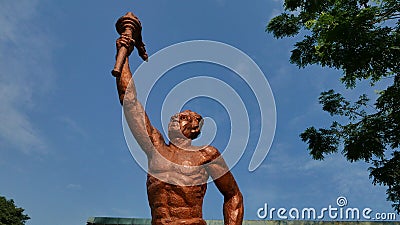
<box><xmin>112</xmin><ymin>13</ymin><xmax>165</xmax><ymax>155</ymax></box>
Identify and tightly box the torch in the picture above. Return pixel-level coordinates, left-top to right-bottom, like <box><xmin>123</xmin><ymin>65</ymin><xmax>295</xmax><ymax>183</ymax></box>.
<box><xmin>111</xmin><ymin>12</ymin><xmax>148</xmax><ymax>77</ymax></box>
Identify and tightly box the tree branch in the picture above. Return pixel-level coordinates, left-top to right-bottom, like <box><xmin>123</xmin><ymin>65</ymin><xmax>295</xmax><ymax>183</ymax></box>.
<box><xmin>373</xmin><ymin>5</ymin><xmax>400</xmax><ymax>24</ymax></box>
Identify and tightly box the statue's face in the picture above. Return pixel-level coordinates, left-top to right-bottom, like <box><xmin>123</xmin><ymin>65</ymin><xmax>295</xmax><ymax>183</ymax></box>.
<box><xmin>168</xmin><ymin>110</ymin><xmax>203</xmax><ymax>140</ymax></box>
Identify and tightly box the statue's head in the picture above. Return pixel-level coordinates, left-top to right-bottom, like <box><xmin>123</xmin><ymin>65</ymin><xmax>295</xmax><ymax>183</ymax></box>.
<box><xmin>168</xmin><ymin>110</ymin><xmax>204</xmax><ymax>140</ymax></box>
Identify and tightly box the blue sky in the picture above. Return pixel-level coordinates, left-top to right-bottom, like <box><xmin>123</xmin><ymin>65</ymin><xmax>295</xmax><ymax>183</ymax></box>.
<box><xmin>0</xmin><ymin>1</ymin><xmax>397</xmax><ymax>225</ymax></box>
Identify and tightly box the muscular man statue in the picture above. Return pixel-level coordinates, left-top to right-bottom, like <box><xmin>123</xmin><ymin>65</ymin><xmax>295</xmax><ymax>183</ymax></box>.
<box><xmin>113</xmin><ymin>35</ymin><xmax>244</xmax><ymax>225</ymax></box>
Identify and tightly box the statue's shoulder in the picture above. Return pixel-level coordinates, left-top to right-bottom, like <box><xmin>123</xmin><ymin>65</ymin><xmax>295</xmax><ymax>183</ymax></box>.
<box><xmin>201</xmin><ymin>145</ymin><xmax>221</xmax><ymax>161</ymax></box>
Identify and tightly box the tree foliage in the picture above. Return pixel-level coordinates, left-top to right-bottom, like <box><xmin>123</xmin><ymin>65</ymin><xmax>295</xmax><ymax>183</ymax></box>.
<box><xmin>0</xmin><ymin>196</ymin><xmax>30</xmax><ymax>225</ymax></box>
<box><xmin>267</xmin><ymin>0</ymin><xmax>400</xmax><ymax>213</ymax></box>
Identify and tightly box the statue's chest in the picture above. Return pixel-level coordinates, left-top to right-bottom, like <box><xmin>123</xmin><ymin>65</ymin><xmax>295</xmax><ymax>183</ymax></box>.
<box><xmin>148</xmin><ymin>147</ymin><xmax>207</xmax><ymax>173</ymax></box>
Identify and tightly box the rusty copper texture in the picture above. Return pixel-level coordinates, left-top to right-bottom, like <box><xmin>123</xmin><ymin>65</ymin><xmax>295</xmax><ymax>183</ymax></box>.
<box><xmin>112</xmin><ymin>12</ymin><xmax>244</xmax><ymax>225</ymax></box>
<box><xmin>112</xmin><ymin>12</ymin><xmax>148</xmax><ymax>77</ymax></box>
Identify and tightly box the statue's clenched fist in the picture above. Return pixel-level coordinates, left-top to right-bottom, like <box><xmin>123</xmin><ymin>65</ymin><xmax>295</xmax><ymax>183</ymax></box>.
<box><xmin>116</xmin><ymin>35</ymin><xmax>135</xmax><ymax>56</ymax></box>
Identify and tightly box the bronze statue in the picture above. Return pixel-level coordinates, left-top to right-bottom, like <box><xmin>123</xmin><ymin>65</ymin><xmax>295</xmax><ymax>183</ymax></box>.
<box><xmin>111</xmin><ymin>12</ymin><xmax>244</xmax><ymax>225</ymax></box>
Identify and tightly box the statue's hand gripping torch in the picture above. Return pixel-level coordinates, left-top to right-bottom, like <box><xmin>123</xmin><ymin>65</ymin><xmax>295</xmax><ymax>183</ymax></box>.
<box><xmin>111</xmin><ymin>12</ymin><xmax>148</xmax><ymax>77</ymax></box>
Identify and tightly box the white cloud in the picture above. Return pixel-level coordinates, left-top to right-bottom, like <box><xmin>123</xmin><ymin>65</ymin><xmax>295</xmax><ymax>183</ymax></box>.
<box><xmin>258</xmin><ymin>142</ymin><xmax>390</xmax><ymax>204</ymax></box>
<box><xmin>0</xmin><ymin>0</ymin><xmax>55</xmax><ymax>153</ymax></box>
<box><xmin>57</xmin><ymin>116</ymin><xmax>89</xmax><ymax>139</ymax></box>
